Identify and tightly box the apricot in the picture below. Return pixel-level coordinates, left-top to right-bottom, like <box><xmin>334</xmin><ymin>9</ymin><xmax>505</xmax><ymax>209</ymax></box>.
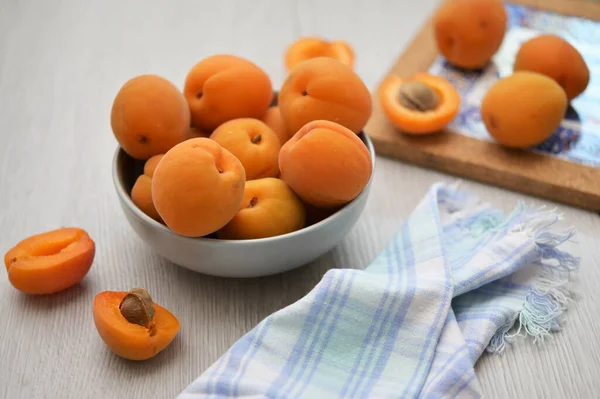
<box><xmin>210</xmin><ymin>118</ymin><xmax>281</xmax><ymax>180</ymax></box>
<box><xmin>278</xmin><ymin>57</ymin><xmax>372</xmax><ymax>135</ymax></box>
<box><xmin>131</xmin><ymin>175</ymin><xmax>162</xmax><ymax>222</ymax></box>
<box><xmin>513</xmin><ymin>34</ymin><xmax>590</xmax><ymax>101</ymax></box>
<box><xmin>183</xmin><ymin>54</ymin><xmax>273</xmax><ymax>131</ymax></box>
<box><xmin>186</xmin><ymin>125</ymin><xmax>212</xmax><ymax>140</ymax></box>
<box><xmin>217</xmin><ymin>178</ymin><xmax>306</xmax><ymax>240</ymax></box>
<box><xmin>433</xmin><ymin>0</ymin><xmax>507</xmax><ymax>69</ymax></box>
<box><xmin>260</xmin><ymin>106</ymin><xmax>291</xmax><ymax>144</ymax></box>
<box><xmin>152</xmin><ymin>137</ymin><xmax>246</xmax><ymax>237</ymax></box>
<box><xmin>379</xmin><ymin>72</ymin><xmax>461</xmax><ymax>135</ymax></box>
<box><xmin>143</xmin><ymin>154</ymin><xmax>164</xmax><ymax>178</ymax></box>
<box><xmin>111</xmin><ymin>74</ymin><xmax>190</xmax><ymax>160</ymax></box>
<box><xmin>480</xmin><ymin>71</ymin><xmax>567</xmax><ymax>148</ymax></box>
<box><xmin>4</xmin><ymin>228</ymin><xmax>95</xmax><ymax>295</ymax></box>
<box><xmin>279</xmin><ymin>120</ymin><xmax>372</xmax><ymax>208</ymax></box>
<box><xmin>93</xmin><ymin>288</ymin><xmax>180</xmax><ymax>361</ymax></box>
<box><xmin>285</xmin><ymin>37</ymin><xmax>355</xmax><ymax>71</ymax></box>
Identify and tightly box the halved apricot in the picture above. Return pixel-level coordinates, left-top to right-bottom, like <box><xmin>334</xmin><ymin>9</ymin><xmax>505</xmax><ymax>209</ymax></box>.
<box><xmin>4</xmin><ymin>227</ymin><xmax>96</xmax><ymax>294</ymax></box>
<box><xmin>93</xmin><ymin>288</ymin><xmax>180</xmax><ymax>361</ymax></box>
<box><xmin>379</xmin><ymin>72</ymin><xmax>461</xmax><ymax>135</ymax></box>
<box><xmin>285</xmin><ymin>37</ymin><xmax>355</xmax><ymax>71</ymax></box>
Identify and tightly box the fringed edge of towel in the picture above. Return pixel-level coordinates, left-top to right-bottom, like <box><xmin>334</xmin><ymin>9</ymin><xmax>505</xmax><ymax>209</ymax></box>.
<box><xmin>486</xmin><ymin>204</ymin><xmax>580</xmax><ymax>354</ymax></box>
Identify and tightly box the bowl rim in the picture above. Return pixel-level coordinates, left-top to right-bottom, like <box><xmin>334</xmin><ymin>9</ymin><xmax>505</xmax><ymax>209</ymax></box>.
<box><xmin>111</xmin><ymin>130</ymin><xmax>376</xmax><ymax>246</ymax></box>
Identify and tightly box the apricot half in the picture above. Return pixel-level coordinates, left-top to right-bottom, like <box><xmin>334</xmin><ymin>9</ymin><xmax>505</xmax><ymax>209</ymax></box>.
<box><xmin>481</xmin><ymin>71</ymin><xmax>567</xmax><ymax>148</ymax></box>
<box><xmin>183</xmin><ymin>54</ymin><xmax>273</xmax><ymax>131</ymax></box>
<box><xmin>285</xmin><ymin>37</ymin><xmax>355</xmax><ymax>71</ymax></box>
<box><xmin>514</xmin><ymin>34</ymin><xmax>590</xmax><ymax>101</ymax></box>
<box><xmin>152</xmin><ymin>138</ymin><xmax>246</xmax><ymax>237</ymax></box>
<box><xmin>278</xmin><ymin>57</ymin><xmax>372</xmax><ymax>135</ymax></box>
<box><xmin>4</xmin><ymin>227</ymin><xmax>96</xmax><ymax>294</ymax></box>
<box><xmin>379</xmin><ymin>73</ymin><xmax>461</xmax><ymax>135</ymax></box>
<box><xmin>279</xmin><ymin>120</ymin><xmax>372</xmax><ymax>209</ymax></box>
<box><xmin>93</xmin><ymin>288</ymin><xmax>180</xmax><ymax>361</ymax></box>
<box><xmin>217</xmin><ymin>178</ymin><xmax>306</xmax><ymax>240</ymax></box>
<box><xmin>433</xmin><ymin>0</ymin><xmax>507</xmax><ymax>69</ymax></box>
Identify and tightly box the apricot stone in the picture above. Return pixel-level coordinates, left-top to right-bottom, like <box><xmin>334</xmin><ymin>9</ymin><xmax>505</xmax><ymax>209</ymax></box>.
<box><xmin>480</xmin><ymin>71</ymin><xmax>568</xmax><ymax>148</ymax></box>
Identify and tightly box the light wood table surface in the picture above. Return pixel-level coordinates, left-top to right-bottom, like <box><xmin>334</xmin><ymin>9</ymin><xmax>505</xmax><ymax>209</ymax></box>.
<box><xmin>1</xmin><ymin>1</ymin><xmax>598</xmax><ymax>398</ymax></box>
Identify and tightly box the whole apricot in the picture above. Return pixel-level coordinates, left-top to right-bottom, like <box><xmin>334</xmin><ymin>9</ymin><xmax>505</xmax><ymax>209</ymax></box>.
<box><xmin>131</xmin><ymin>175</ymin><xmax>162</xmax><ymax>223</ymax></box>
<box><xmin>513</xmin><ymin>34</ymin><xmax>590</xmax><ymax>101</ymax></box>
<box><xmin>480</xmin><ymin>71</ymin><xmax>567</xmax><ymax>148</ymax></box>
<box><xmin>5</xmin><ymin>228</ymin><xmax>95</xmax><ymax>294</ymax></box>
<box><xmin>111</xmin><ymin>74</ymin><xmax>190</xmax><ymax>160</ymax></box>
<box><xmin>285</xmin><ymin>37</ymin><xmax>355</xmax><ymax>71</ymax></box>
<box><xmin>93</xmin><ymin>288</ymin><xmax>180</xmax><ymax>361</ymax></box>
<box><xmin>143</xmin><ymin>154</ymin><xmax>164</xmax><ymax>178</ymax></box>
<box><xmin>260</xmin><ymin>106</ymin><xmax>291</xmax><ymax>144</ymax></box>
<box><xmin>210</xmin><ymin>118</ymin><xmax>281</xmax><ymax>180</ymax></box>
<box><xmin>183</xmin><ymin>54</ymin><xmax>273</xmax><ymax>131</ymax></box>
<box><xmin>433</xmin><ymin>0</ymin><xmax>507</xmax><ymax>69</ymax></box>
<box><xmin>151</xmin><ymin>137</ymin><xmax>246</xmax><ymax>237</ymax></box>
<box><xmin>217</xmin><ymin>178</ymin><xmax>306</xmax><ymax>240</ymax></box>
<box><xmin>279</xmin><ymin>120</ymin><xmax>372</xmax><ymax>208</ymax></box>
<box><xmin>279</xmin><ymin>57</ymin><xmax>372</xmax><ymax>135</ymax></box>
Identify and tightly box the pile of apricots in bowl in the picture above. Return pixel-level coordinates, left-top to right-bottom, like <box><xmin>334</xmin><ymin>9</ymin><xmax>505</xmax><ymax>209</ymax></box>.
<box><xmin>379</xmin><ymin>0</ymin><xmax>590</xmax><ymax>149</ymax></box>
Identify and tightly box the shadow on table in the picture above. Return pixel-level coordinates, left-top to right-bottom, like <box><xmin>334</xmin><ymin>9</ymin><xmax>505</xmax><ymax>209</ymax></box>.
<box><xmin>13</xmin><ymin>280</ymin><xmax>89</xmax><ymax>311</ymax></box>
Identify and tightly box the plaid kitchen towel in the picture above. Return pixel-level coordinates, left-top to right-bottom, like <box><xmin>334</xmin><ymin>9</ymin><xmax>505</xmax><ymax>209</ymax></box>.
<box><xmin>178</xmin><ymin>182</ymin><xmax>580</xmax><ymax>399</ymax></box>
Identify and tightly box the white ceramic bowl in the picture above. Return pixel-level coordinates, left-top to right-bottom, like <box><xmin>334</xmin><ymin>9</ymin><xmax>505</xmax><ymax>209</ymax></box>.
<box><xmin>112</xmin><ymin>131</ymin><xmax>375</xmax><ymax>278</ymax></box>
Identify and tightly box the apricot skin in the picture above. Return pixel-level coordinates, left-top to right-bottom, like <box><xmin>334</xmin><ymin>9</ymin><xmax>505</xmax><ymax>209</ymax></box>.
<box><xmin>93</xmin><ymin>291</ymin><xmax>180</xmax><ymax>361</ymax></box>
<box><xmin>143</xmin><ymin>154</ymin><xmax>164</xmax><ymax>178</ymax></box>
<box><xmin>131</xmin><ymin>175</ymin><xmax>162</xmax><ymax>222</ymax></box>
<box><xmin>111</xmin><ymin>74</ymin><xmax>190</xmax><ymax>160</ymax></box>
<box><xmin>285</xmin><ymin>37</ymin><xmax>354</xmax><ymax>71</ymax></box>
<box><xmin>433</xmin><ymin>0</ymin><xmax>507</xmax><ymax>69</ymax></box>
<box><xmin>514</xmin><ymin>34</ymin><xmax>590</xmax><ymax>101</ymax></box>
<box><xmin>183</xmin><ymin>55</ymin><xmax>273</xmax><ymax>131</ymax></box>
<box><xmin>480</xmin><ymin>71</ymin><xmax>568</xmax><ymax>148</ymax></box>
<box><xmin>151</xmin><ymin>138</ymin><xmax>246</xmax><ymax>237</ymax></box>
<box><xmin>4</xmin><ymin>228</ymin><xmax>95</xmax><ymax>295</ymax></box>
<box><xmin>279</xmin><ymin>120</ymin><xmax>372</xmax><ymax>209</ymax></box>
<box><xmin>261</xmin><ymin>106</ymin><xmax>291</xmax><ymax>144</ymax></box>
<box><xmin>278</xmin><ymin>57</ymin><xmax>372</xmax><ymax>136</ymax></box>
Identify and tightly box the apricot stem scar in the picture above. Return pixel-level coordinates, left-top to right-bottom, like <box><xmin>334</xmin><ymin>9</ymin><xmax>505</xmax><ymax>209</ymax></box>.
<box><xmin>251</xmin><ymin>134</ymin><xmax>262</xmax><ymax>144</ymax></box>
<box><xmin>302</xmin><ymin>90</ymin><xmax>308</xmax><ymax>96</ymax></box>
<box><xmin>249</xmin><ymin>197</ymin><xmax>258</xmax><ymax>208</ymax></box>
<box><xmin>137</xmin><ymin>134</ymin><xmax>149</xmax><ymax>144</ymax></box>
<box><xmin>196</xmin><ymin>92</ymin><xmax>203</xmax><ymax>99</ymax></box>
<box><xmin>217</xmin><ymin>167</ymin><xmax>223</xmax><ymax>174</ymax></box>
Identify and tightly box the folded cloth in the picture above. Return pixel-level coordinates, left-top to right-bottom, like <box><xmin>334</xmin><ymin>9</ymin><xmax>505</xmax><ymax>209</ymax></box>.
<box><xmin>178</xmin><ymin>182</ymin><xmax>580</xmax><ymax>399</ymax></box>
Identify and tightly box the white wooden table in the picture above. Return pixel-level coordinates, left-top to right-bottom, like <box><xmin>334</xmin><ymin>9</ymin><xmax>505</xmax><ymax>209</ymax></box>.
<box><xmin>1</xmin><ymin>1</ymin><xmax>598</xmax><ymax>398</ymax></box>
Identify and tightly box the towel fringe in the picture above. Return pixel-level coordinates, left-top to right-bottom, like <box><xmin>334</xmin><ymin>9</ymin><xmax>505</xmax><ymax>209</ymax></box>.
<box><xmin>486</xmin><ymin>205</ymin><xmax>580</xmax><ymax>354</ymax></box>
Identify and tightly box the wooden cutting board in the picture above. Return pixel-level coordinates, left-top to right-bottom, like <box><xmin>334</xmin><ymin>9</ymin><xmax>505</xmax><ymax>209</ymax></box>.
<box><xmin>365</xmin><ymin>0</ymin><xmax>600</xmax><ymax>211</ymax></box>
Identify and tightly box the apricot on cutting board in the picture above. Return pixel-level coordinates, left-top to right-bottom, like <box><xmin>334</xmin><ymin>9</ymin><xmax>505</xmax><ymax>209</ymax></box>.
<box><xmin>111</xmin><ymin>74</ymin><xmax>190</xmax><ymax>160</ymax></box>
<box><xmin>433</xmin><ymin>0</ymin><xmax>507</xmax><ymax>69</ymax></box>
<box><xmin>217</xmin><ymin>177</ymin><xmax>306</xmax><ymax>240</ymax></box>
<box><xmin>284</xmin><ymin>37</ymin><xmax>354</xmax><ymax>71</ymax></box>
<box><xmin>152</xmin><ymin>137</ymin><xmax>246</xmax><ymax>237</ymax></box>
<box><xmin>279</xmin><ymin>120</ymin><xmax>372</xmax><ymax>209</ymax></box>
<box><xmin>513</xmin><ymin>34</ymin><xmax>590</xmax><ymax>101</ymax></box>
<box><xmin>93</xmin><ymin>288</ymin><xmax>180</xmax><ymax>361</ymax></box>
<box><xmin>278</xmin><ymin>57</ymin><xmax>372</xmax><ymax>135</ymax></box>
<box><xmin>183</xmin><ymin>54</ymin><xmax>273</xmax><ymax>131</ymax></box>
<box><xmin>210</xmin><ymin>118</ymin><xmax>281</xmax><ymax>180</ymax></box>
<box><xmin>260</xmin><ymin>106</ymin><xmax>291</xmax><ymax>144</ymax></box>
<box><xmin>4</xmin><ymin>227</ymin><xmax>95</xmax><ymax>294</ymax></box>
<box><xmin>480</xmin><ymin>71</ymin><xmax>568</xmax><ymax>148</ymax></box>
<box><xmin>379</xmin><ymin>72</ymin><xmax>461</xmax><ymax>135</ymax></box>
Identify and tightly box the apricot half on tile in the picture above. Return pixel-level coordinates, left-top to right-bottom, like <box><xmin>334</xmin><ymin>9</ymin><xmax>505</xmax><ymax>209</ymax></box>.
<box><xmin>379</xmin><ymin>72</ymin><xmax>461</xmax><ymax>135</ymax></box>
<box><xmin>93</xmin><ymin>288</ymin><xmax>180</xmax><ymax>361</ymax></box>
<box><xmin>4</xmin><ymin>227</ymin><xmax>96</xmax><ymax>294</ymax></box>
<box><xmin>285</xmin><ymin>36</ymin><xmax>355</xmax><ymax>71</ymax></box>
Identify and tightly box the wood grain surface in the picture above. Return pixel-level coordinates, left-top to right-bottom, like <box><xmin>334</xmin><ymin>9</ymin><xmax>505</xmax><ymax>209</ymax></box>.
<box><xmin>0</xmin><ymin>0</ymin><xmax>598</xmax><ymax>398</ymax></box>
<box><xmin>364</xmin><ymin>0</ymin><xmax>600</xmax><ymax>211</ymax></box>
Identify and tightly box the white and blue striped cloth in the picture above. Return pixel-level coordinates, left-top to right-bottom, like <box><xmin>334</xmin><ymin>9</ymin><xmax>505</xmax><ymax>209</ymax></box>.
<box><xmin>178</xmin><ymin>182</ymin><xmax>579</xmax><ymax>398</ymax></box>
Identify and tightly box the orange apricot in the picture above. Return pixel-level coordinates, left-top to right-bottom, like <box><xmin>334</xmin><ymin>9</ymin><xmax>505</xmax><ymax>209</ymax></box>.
<box><xmin>93</xmin><ymin>288</ymin><xmax>180</xmax><ymax>361</ymax></box>
<box><xmin>186</xmin><ymin>125</ymin><xmax>212</xmax><ymax>140</ymax></box>
<box><xmin>480</xmin><ymin>71</ymin><xmax>567</xmax><ymax>148</ymax></box>
<box><xmin>260</xmin><ymin>106</ymin><xmax>292</xmax><ymax>144</ymax></box>
<box><xmin>285</xmin><ymin>37</ymin><xmax>355</xmax><ymax>71</ymax></box>
<box><xmin>152</xmin><ymin>137</ymin><xmax>246</xmax><ymax>237</ymax></box>
<box><xmin>183</xmin><ymin>54</ymin><xmax>273</xmax><ymax>131</ymax></box>
<box><xmin>131</xmin><ymin>175</ymin><xmax>162</xmax><ymax>222</ymax></box>
<box><xmin>278</xmin><ymin>57</ymin><xmax>372</xmax><ymax>135</ymax></box>
<box><xmin>513</xmin><ymin>34</ymin><xmax>590</xmax><ymax>101</ymax></box>
<box><xmin>433</xmin><ymin>0</ymin><xmax>507</xmax><ymax>69</ymax></box>
<box><xmin>143</xmin><ymin>154</ymin><xmax>164</xmax><ymax>178</ymax></box>
<box><xmin>111</xmin><ymin>74</ymin><xmax>190</xmax><ymax>160</ymax></box>
<box><xmin>4</xmin><ymin>228</ymin><xmax>95</xmax><ymax>295</ymax></box>
<box><xmin>210</xmin><ymin>118</ymin><xmax>281</xmax><ymax>180</ymax></box>
<box><xmin>279</xmin><ymin>120</ymin><xmax>372</xmax><ymax>208</ymax></box>
<box><xmin>379</xmin><ymin>72</ymin><xmax>461</xmax><ymax>135</ymax></box>
<box><xmin>217</xmin><ymin>178</ymin><xmax>306</xmax><ymax>239</ymax></box>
